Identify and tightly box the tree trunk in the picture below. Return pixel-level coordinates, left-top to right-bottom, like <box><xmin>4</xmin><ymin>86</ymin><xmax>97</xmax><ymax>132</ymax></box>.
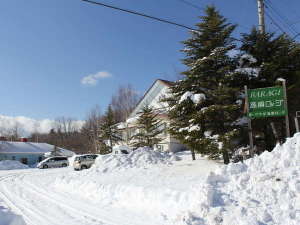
<box><xmin>191</xmin><ymin>149</ymin><xmax>196</xmax><ymax>160</ymax></box>
<box><xmin>223</xmin><ymin>149</ymin><xmax>230</xmax><ymax>164</ymax></box>
<box><xmin>270</xmin><ymin>122</ymin><xmax>280</xmax><ymax>145</ymax></box>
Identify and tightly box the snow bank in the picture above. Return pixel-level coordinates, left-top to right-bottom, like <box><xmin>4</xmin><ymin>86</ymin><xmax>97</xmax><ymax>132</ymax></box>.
<box><xmin>0</xmin><ymin>206</ymin><xmax>26</xmax><ymax>225</ymax></box>
<box><xmin>91</xmin><ymin>147</ymin><xmax>172</xmax><ymax>173</ymax></box>
<box><xmin>174</xmin><ymin>133</ymin><xmax>300</xmax><ymax>225</ymax></box>
<box><xmin>0</xmin><ymin>160</ymin><xmax>29</xmax><ymax>170</ymax></box>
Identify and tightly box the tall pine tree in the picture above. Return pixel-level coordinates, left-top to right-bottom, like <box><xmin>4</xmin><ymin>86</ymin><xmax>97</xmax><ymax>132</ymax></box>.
<box><xmin>165</xmin><ymin>6</ymin><xmax>241</xmax><ymax>164</ymax></box>
<box><xmin>99</xmin><ymin>105</ymin><xmax>122</xmax><ymax>153</ymax></box>
<box><xmin>130</xmin><ymin>106</ymin><xmax>163</xmax><ymax>149</ymax></box>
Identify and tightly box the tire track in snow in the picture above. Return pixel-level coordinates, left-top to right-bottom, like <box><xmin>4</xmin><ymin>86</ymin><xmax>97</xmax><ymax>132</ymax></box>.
<box><xmin>21</xmin><ymin>175</ymin><xmax>153</xmax><ymax>225</ymax></box>
<box><xmin>0</xmin><ymin>172</ymin><xmax>105</xmax><ymax>225</ymax></box>
<box><xmin>0</xmin><ymin>175</ymin><xmax>60</xmax><ymax>225</ymax></box>
<box><xmin>0</xmin><ymin>169</ymin><xmax>159</xmax><ymax>225</ymax></box>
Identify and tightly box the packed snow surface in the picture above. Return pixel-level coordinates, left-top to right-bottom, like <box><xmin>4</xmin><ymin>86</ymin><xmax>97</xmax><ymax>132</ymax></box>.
<box><xmin>0</xmin><ymin>160</ymin><xmax>29</xmax><ymax>170</ymax></box>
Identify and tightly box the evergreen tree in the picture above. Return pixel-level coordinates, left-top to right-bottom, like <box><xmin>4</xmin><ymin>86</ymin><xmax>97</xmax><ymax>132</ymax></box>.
<box><xmin>236</xmin><ymin>29</ymin><xmax>300</xmax><ymax>150</ymax></box>
<box><xmin>131</xmin><ymin>106</ymin><xmax>163</xmax><ymax>148</ymax></box>
<box><xmin>99</xmin><ymin>105</ymin><xmax>122</xmax><ymax>153</ymax></box>
<box><xmin>165</xmin><ymin>6</ymin><xmax>241</xmax><ymax>164</ymax></box>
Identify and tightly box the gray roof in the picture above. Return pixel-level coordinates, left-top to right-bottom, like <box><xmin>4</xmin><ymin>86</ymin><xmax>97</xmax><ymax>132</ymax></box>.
<box><xmin>0</xmin><ymin>141</ymin><xmax>63</xmax><ymax>154</ymax></box>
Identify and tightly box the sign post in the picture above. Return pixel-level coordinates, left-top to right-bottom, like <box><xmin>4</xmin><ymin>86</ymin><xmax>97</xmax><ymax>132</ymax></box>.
<box><xmin>281</xmin><ymin>79</ymin><xmax>290</xmax><ymax>137</ymax></box>
<box><xmin>295</xmin><ymin>111</ymin><xmax>300</xmax><ymax>133</ymax></box>
<box><xmin>244</xmin><ymin>86</ymin><xmax>254</xmax><ymax>157</ymax></box>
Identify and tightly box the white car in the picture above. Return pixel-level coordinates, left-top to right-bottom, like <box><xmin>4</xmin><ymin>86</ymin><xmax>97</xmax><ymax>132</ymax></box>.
<box><xmin>73</xmin><ymin>154</ymin><xmax>99</xmax><ymax>171</ymax></box>
<box><xmin>37</xmin><ymin>156</ymin><xmax>69</xmax><ymax>169</ymax></box>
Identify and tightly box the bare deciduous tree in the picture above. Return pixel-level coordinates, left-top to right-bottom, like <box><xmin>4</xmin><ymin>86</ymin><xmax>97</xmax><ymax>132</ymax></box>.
<box><xmin>81</xmin><ymin>105</ymin><xmax>104</xmax><ymax>153</ymax></box>
<box><xmin>111</xmin><ymin>84</ymin><xmax>140</xmax><ymax>122</ymax></box>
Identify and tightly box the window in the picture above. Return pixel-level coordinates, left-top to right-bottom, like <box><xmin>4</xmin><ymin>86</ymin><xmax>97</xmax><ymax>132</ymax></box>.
<box><xmin>12</xmin><ymin>156</ymin><xmax>16</xmax><ymax>160</ymax></box>
<box><xmin>86</xmin><ymin>155</ymin><xmax>93</xmax><ymax>160</ymax></box>
<box><xmin>58</xmin><ymin>157</ymin><xmax>67</xmax><ymax>161</ymax></box>
<box><xmin>121</xmin><ymin>150</ymin><xmax>129</xmax><ymax>154</ymax></box>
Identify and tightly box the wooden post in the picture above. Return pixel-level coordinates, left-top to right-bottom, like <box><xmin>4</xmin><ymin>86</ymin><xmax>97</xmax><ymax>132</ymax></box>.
<box><xmin>270</xmin><ymin>122</ymin><xmax>280</xmax><ymax>144</ymax></box>
<box><xmin>295</xmin><ymin>117</ymin><xmax>300</xmax><ymax>133</ymax></box>
<box><xmin>281</xmin><ymin>80</ymin><xmax>290</xmax><ymax>137</ymax></box>
<box><xmin>244</xmin><ymin>86</ymin><xmax>254</xmax><ymax>157</ymax></box>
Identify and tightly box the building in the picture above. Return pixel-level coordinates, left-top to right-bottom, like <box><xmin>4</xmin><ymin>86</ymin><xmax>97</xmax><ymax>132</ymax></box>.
<box><xmin>116</xmin><ymin>79</ymin><xmax>186</xmax><ymax>152</ymax></box>
<box><xmin>0</xmin><ymin>139</ymin><xmax>74</xmax><ymax>166</ymax></box>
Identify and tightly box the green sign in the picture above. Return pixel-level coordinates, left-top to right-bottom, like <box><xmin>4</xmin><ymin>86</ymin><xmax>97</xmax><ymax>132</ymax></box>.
<box><xmin>248</xmin><ymin>86</ymin><xmax>286</xmax><ymax>119</ymax></box>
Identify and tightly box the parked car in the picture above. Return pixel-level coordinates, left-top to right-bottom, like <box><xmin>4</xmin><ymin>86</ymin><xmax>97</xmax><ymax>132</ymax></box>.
<box><xmin>73</xmin><ymin>154</ymin><xmax>99</xmax><ymax>171</ymax></box>
<box><xmin>37</xmin><ymin>156</ymin><xmax>69</xmax><ymax>169</ymax></box>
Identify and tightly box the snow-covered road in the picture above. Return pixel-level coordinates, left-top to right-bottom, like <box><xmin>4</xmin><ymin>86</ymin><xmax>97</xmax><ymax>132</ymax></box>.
<box><xmin>0</xmin><ymin>168</ymin><xmax>162</xmax><ymax>225</ymax></box>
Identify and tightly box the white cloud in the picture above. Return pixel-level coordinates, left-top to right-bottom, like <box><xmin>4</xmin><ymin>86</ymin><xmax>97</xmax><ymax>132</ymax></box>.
<box><xmin>0</xmin><ymin>115</ymin><xmax>85</xmax><ymax>137</ymax></box>
<box><xmin>81</xmin><ymin>71</ymin><xmax>112</xmax><ymax>86</ymax></box>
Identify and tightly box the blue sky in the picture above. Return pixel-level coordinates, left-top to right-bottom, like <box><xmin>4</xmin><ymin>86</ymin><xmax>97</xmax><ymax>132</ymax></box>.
<box><xmin>1</xmin><ymin>0</ymin><xmax>300</xmax><ymax>121</ymax></box>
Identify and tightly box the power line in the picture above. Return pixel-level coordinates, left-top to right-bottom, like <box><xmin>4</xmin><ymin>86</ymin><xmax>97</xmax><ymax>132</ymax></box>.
<box><xmin>264</xmin><ymin>10</ymin><xmax>286</xmax><ymax>34</ymax></box>
<box><xmin>81</xmin><ymin>0</ymin><xmax>195</xmax><ymax>31</ymax></box>
<box><xmin>264</xmin><ymin>0</ymin><xmax>298</xmax><ymax>36</ymax></box>
<box><xmin>290</xmin><ymin>19</ymin><xmax>300</xmax><ymax>26</ymax></box>
<box><xmin>177</xmin><ymin>0</ymin><xmax>204</xmax><ymax>11</ymax></box>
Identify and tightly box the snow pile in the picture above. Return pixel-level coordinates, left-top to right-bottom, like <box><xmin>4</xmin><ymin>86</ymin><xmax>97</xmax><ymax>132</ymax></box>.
<box><xmin>91</xmin><ymin>147</ymin><xmax>172</xmax><ymax>173</ymax></box>
<box><xmin>174</xmin><ymin>133</ymin><xmax>300</xmax><ymax>225</ymax></box>
<box><xmin>0</xmin><ymin>160</ymin><xmax>29</xmax><ymax>170</ymax></box>
<box><xmin>0</xmin><ymin>205</ymin><xmax>26</xmax><ymax>225</ymax></box>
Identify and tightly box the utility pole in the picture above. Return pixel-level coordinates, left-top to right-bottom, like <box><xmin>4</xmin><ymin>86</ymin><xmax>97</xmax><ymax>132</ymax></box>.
<box><xmin>257</xmin><ymin>0</ymin><xmax>266</xmax><ymax>34</ymax></box>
